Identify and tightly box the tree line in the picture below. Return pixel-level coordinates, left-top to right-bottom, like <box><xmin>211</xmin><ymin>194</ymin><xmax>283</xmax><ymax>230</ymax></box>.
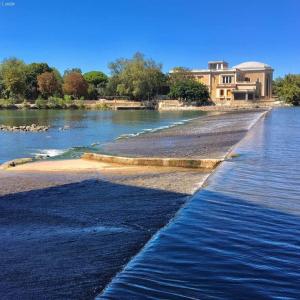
<box><xmin>1</xmin><ymin>52</ymin><xmax>298</xmax><ymax>106</ymax></box>
<box><xmin>0</xmin><ymin>58</ymin><xmax>108</xmax><ymax>101</ymax></box>
<box><xmin>0</xmin><ymin>52</ymin><xmax>210</xmax><ymax>106</ymax></box>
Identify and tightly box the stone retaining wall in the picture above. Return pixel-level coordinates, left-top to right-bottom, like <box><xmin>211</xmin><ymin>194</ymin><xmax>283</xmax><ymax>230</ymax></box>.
<box><xmin>157</xmin><ymin>99</ymin><xmax>279</xmax><ymax>111</ymax></box>
<box><xmin>0</xmin><ymin>158</ymin><xmax>33</xmax><ymax>169</ymax></box>
<box><xmin>82</xmin><ymin>153</ymin><xmax>222</xmax><ymax>169</ymax></box>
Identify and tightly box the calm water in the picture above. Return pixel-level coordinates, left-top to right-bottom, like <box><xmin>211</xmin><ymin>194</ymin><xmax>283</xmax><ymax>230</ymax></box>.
<box><xmin>0</xmin><ymin>110</ymin><xmax>202</xmax><ymax>163</ymax></box>
<box><xmin>100</xmin><ymin>108</ymin><xmax>300</xmax><ymax>299</ymax></box>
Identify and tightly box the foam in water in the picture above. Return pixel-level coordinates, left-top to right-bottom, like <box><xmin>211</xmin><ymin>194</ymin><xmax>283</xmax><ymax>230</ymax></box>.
<box><xmin>116</xmin><ymin>118</ymin><xmax>196</xmax><ymax>140</ymax></box>
<box><xmin>32</xmin><ymin>149</ymin><xmax>68</xmax><ymax>158</ymax></box>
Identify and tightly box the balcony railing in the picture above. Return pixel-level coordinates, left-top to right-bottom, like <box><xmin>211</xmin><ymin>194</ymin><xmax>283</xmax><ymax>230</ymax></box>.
<box><xmin>236</xmin><ymin>81</ymin><xmax>257</xmax><ymax>85</ymax></box>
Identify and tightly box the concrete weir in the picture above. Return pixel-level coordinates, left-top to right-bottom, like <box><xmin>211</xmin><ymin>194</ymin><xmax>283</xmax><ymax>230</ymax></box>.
<box><xmin>0</xmin><ymin>109</ymin><xmax>271</xmax><ymax>299</ymax></box>
<box><xmin>0</xmin><ymin>157</ymin><xmax>33</xmax><ymax>170</ymax></box>
<box><xmin>82</xmin><ymin>153</ymin><xmax>222</xmax><ymax>169</ymax></box>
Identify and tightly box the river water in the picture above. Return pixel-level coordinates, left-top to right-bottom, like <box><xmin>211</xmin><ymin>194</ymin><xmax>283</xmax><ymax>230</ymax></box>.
<box><xmin>0</xmin><ymin>110</ymin><xmax>202</xmax><ymax>163</ymax></box>
<box><xmin>100</xmin><ymin>107</ymin><xmax>300</xmax><ymax>299</ymax></box>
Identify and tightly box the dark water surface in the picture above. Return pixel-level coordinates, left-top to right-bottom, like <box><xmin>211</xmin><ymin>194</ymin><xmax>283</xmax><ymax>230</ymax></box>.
<box><xmin>0</xmin><ymin>109</ymin><xmax>202</xmax><ymax>163</ymax></box>
<box><xmin>0</xmin><ymin>179</ymin><xmax>189</xmax><ymax>299</ymax></box>
<box><xmin>100</xmin><ymin>108</ymin><xmax>300</xmax><ymax>299</ymax></box>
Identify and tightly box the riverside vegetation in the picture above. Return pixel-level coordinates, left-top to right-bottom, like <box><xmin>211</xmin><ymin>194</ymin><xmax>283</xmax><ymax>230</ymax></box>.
<box><xmin>0</xmin><ymin>53</ymin><xmax>212</xmax><ymax>109</ymax></box>
<box><xmin>0</xmin><ymin>52</ymin><xmax>299</xmax><ymax>109</ymax></box>
<box><xmin>273</xmin><ymin>74</ymin><xmax>300</xmax><ymax>106</ymax></box>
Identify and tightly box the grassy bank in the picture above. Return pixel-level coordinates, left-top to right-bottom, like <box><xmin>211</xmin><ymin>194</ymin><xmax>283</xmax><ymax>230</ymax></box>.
<box><xmin>0</xmin><ymin>98</ymin><xmax>111</xmax><ymax>110</ymax></box>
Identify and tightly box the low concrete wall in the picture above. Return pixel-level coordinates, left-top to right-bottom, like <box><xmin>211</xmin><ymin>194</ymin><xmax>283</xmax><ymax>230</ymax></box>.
<box><xmin>158</xmin><ymin>99</ymin><xmax>278</xmax><ymax>111</ymax></box>
<box><xmin>82</xmin><ymin>153</ymin><xmax>222</xmax><ymax>169</ymax></box>
<box><xmin>0</xmin><ymin>157</ymin><xmax>33</xmax><ymax>170</ymax></box>
<box><xmin>89</xmin><ymin>99</ymin><xmax>146</xmax><ymax>110</ymax></box>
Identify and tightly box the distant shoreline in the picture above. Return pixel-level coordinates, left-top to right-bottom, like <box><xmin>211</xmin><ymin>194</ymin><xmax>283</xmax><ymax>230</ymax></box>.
<box><xmin>0</xmin><ymin>100</ymin><xmax>278</xmax><ymax>112</ymax></box>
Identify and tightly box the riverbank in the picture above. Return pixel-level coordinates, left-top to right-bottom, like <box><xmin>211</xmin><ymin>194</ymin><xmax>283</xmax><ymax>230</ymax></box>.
<box><xmin>0</xmin><ymin>99</ymin><xmax>145</xmax><ymax>110</ymax></box>
<box><xmin>0</xmin><ymin>109</ymin><xmax>268</xmax><ymax>299</ymax></box>
<box><xmin>0</xmin><ymin>98</ymin><xmax>283</xmax><ymax>111</ymax></box>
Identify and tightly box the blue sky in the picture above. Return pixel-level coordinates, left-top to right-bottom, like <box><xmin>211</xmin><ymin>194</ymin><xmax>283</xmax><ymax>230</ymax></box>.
<box><xmin>0</xmin><ymin>0</ymin><xmax>299</xmax><ymax>77</ymax></box>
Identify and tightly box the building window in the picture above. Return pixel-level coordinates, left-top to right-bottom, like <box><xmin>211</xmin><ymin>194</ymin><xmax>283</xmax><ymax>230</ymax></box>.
<box><xmin>248</xmin><ymin>93</ymin><xmax>254</xmax><ymax>100</ymax></box>
<box><xmin>222</xmin><ymin>76</ymin><xmax>232</xmax><ymax>84</ymax></box>
<box><xmin>234</xmin><ymin>92</ymin><xmax>246</xmax><ymax>100</ymax></box>
<box><xmin>220</xmin><ymin>89</ymin><xmax>224</xmax><ymax>97</ymax></box>
<box><xmin>227</xmin><ymin>89</ymin><xmax>231</xmax><ymax>97</ymax></box>
<box><xmin>245</xmin><ymin>77</ymin><xmax>250</xmax><ymax>82</ymax></box>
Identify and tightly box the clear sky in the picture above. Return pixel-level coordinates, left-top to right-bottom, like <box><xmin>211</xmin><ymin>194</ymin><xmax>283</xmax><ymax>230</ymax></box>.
<box><xmin>0</xmin><ymin>0</ymin><xmax>299</xmax><ymax>77</ymax></box>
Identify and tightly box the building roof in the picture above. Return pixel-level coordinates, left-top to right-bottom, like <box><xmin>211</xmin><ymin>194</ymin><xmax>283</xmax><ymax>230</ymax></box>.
<box><xmin>170</xmin><ymin>61</ymin><xmax>273</xmax><ymax>74</ymax></box>
<box><xmin>233</xmin><ymin>61</ymin><xmax>272</xmax><ymax>70</ymax></box>
<box><xmin>208</xmin><ymin>60</ymin><xmax>227</xmax><ymax>64</ymax></box>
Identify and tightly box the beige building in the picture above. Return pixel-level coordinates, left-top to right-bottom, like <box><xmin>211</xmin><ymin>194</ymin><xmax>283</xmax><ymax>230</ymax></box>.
<box><xmin>179</xmin><ymin>61</ymin><xmax>273</xmax><ymax>105</ymax></box>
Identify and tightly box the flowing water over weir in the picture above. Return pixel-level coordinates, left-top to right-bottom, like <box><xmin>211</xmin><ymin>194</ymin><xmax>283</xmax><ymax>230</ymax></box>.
<box><xmin>0</xmin><ymin>110</ymin><xmax>202</xmax><ymax>163</ymax></box>
<box><xmin>99</xmin><ymin>108</ymin><xmax>300</xmax><ymax>300</ymax></box>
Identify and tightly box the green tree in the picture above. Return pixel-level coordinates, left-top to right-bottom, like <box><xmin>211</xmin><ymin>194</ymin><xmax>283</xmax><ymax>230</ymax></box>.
<box><xmin>107</xmin><ymin>52</ymin><xmax>165</xmax><ymax>100</ymax></box>
<box><xmin>168</xmin><ymin>67</ymin><xmax>191</xmax><ymax>83</ymax></box>
<box><xmin>87</xmin><ymin>84</ymin><xmax>98</xmax><ymax>99</ymax></box>
<box><xmin>169</xmin><ymin>78</ymin><xmax>209</xmax><ymax>105</ymax></box>
<box><xmin>24</xmin><ymin>63</ymin><xmax>52</xmax><ymax>99</ymax></box>
<box><xmin>83</xmin><ymin>71</ymin><xmax>108</xmax><ymax>87</ymax></box>
<box><xmin>273</xmin><ymin>74</ymin><xmax>300</xmax><ymax>105</ymax></box>
<box><xmin>52</xmin><ymin>68</ymin><xmax>63</xmax><ymax>87</ymax></box>
<box><xmin>168</xmin><ymin>66</ymin><xmax>209</xmax><ymax>105</ymax></box>
<box><xmin>83</xmin><ymin>71</ymin><xmax>108</xmax><ymax>99</ymax></box>
<box><xmin>0</xmin><ymin>72</ymin><xmax>4</xmax><ymax>98</ymax></box>
<box><xmin>0</xmin><ymin>58</ymin><xmax>26</xmax><ymax>100</ymax></box>
<box><xmin>105</xmin><ymin>75</ymin><xmax>120</xmax><ymax>97</ymax></box>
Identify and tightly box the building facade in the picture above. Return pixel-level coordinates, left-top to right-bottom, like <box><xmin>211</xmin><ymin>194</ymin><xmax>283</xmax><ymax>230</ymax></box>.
<box><xmin>177</xmin><ymin>61</ymin><xmax>273</xmax><ymax>105</ymax></box>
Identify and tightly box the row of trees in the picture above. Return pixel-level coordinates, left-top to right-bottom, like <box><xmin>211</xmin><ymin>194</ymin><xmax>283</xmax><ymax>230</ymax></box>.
<box><xmin>103</xmin><ymin>53</ymin><xmax>209</xmax><ymax>103</ymax></box>
<box><xmin>1</xmin><ymin>53</ymin><xmax>299</xmax><ymax>106</ymax></box>
<box><xmin>0</xmin><ymin>53</ymin><xmax>210</xmax><ymax>104</ymax></box>
<box><xmin>0</xmin><ymin>58</ymin><xmax>108</xmax><ymax>101</ymax></box>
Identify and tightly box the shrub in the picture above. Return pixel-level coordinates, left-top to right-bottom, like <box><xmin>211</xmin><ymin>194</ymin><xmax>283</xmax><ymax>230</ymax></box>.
<box><xmin>35</xmin><ymin>98</ymin><xmax>47</xmax><ymax>109</ymax></box>
<box><xmin>74</xmin><ymin>100</ymin><xmax>85</xmax><ymax>109</ymax></box>
<box><xmin>47</xmin><ymin>96</ymin><xmax>79</xmax><ymax>109</ymax></box>
<box><xmin>169</xmin><ymin>78</ymin><xmax>210</xmax><ymax>105</ymax></box>
<box><xmin>63</xmin><ymin>96</ymin><xmax>73</xmax><ymax>108</ymax></box>
<box><xmin>47</xmin><ymin>96</ymin><xmax>61</xmax><ymax>109</ymax></box>
<box><xmin>64</xmin><ymin>95</ymin><xmax>72</xmax><ymax>101</ymax></box>
<box><xmin>93</xmin><ymin>103</ymin><xmax>110</xmax><ymax>110</ymax></box>
<box><xmin>20</xmin><ymin>100</ymin><xmax>31</xmax><ymax>109</ymax></box>
<box><xmin>0</xmin><ymin>98</ymin><xmax>16</xmax><ymax>109</ymax></box>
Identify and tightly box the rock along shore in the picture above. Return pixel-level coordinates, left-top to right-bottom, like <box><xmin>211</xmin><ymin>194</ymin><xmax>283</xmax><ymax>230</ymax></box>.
<box><xmin>0</xmin><ymin>124</ymin><xmax>49</xmax><ymax>132</ymax></box>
